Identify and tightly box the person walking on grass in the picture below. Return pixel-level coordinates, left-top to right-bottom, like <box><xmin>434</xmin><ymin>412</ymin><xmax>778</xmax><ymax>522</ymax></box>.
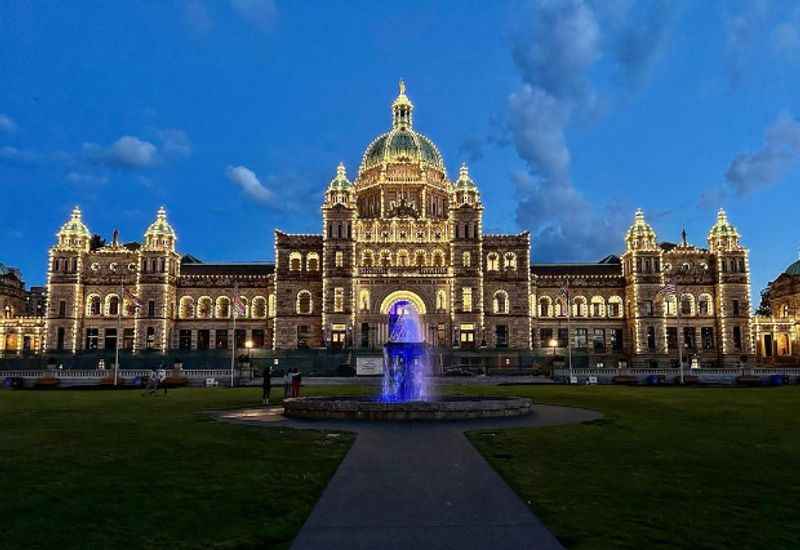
<box><xmin>143</xmin><ymin>367</ymin><xmax>158</xmax><ymax>396</ymax></box>
<box><xmin>262</xmin><ymin>366</ymin><xmax>272</xmax><ymax>406</ymax></box>
<box><xmin>158</xmin><ymin>366</ymin><xmax>168</xmax><ymax>395</ymax></box>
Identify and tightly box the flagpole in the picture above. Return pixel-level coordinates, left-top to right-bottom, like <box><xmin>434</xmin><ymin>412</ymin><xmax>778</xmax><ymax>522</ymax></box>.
<box><xmin>230</xmin><ymin>301</ymin><xmax>236</xmax><ymax>388</ymax></box>
<box><xmin>115</xmin><ymin>278</ymin><xmax>122</xmax><ymax>387</ymax></box>
<box><xmin>676</xmin><ymin>279</ymin><xmax>684</xmax><ymax>384</ymax></box>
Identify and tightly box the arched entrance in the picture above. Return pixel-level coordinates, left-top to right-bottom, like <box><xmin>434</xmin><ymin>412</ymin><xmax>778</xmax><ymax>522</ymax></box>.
<box><xmin>377</xmin><ymin>291</ymin><xmax>427</xmax><ymax>344</ymax></box>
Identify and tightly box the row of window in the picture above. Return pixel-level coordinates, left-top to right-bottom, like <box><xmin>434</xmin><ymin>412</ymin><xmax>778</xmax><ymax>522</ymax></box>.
<box><xmin>362</xmin><ymin>249</ymin><xmax>447</xmax><ymax>268</ymax></box>
<box><xmin>642</xmin><ymin>326</ymin><xmax>745</xmax><ymax>351</ymax></box>
<box><xmin>178</xmin><ymin>295</ymin><xmax>275</xmax><ymax>319</ymax></box>
<box><xmin>639</xmin><ymin>295</ymin><xmax>741</xmax><ymax>317</ymax></box>
<box><xmin>538</xmin><ymin>327</ymin><xmax>625</xmax><ymax>353</ymax></box>
<box><xmin>537</xmin><ymin>296</ymin><xmax>624</xmax><ymax>318</ymax></box>
<box><xmin>81</xmin><ymin>327</ymin><xmax>269</xmax><ymax>351</ymax></box>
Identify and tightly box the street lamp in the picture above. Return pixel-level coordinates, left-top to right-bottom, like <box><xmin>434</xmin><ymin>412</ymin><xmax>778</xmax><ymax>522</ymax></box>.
<box><xmin>548</xmin><ymin>338</ymin><xmax>558</xmax><ymax>357</ymax></box>
<box><xmin>245</xmin><ymin>339</ymin><xmax>253</xmax><ymax>362</ymax></box>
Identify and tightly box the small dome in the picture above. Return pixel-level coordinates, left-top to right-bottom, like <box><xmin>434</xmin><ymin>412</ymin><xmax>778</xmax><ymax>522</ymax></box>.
<box><xmin>328</xmin><ymin>162</ymin><xmax>353</xmax><ymax>191</ymax></box>
<box><xmin>708</xmin><ymin>208</ymin><xmax>739</xmax><ymax>239</ymax></box>
<box><xmin>625</xmin><ymin>209</ymin><xmax>658</xmax><ymax>251</ymax></box>
<box><xmin>785</xmin><ymin>259</ymin><xmax>800</xmax><ymax>276</ymax></box>
<box><xmin>455</xmin><ymin>163</ymin><xmax>478</xmax><ymax>189</ymax></box>
<box><xmin>361</xmin><ymin>127</ymin><xmax>445</xmax><ymax>174</ymax></box>
<box><xmin>58</xmin><ymin>206</ymin><xmax>91</xmax><ymax>239</ymax></box>
<box><xmin>145</xmin><ymin>206</ymin><xmax>176</xmax><ymax>239</ymax></box>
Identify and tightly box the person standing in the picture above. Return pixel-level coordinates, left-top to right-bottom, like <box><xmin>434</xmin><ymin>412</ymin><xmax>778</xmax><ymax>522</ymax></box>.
<box><xmin>291</xmin><ymin>367</ymin><xmax>301</xmax><ymax>398</ymax></box>
<box><xmin>262</xmin><ymin>366</ymin><xmax>272</xmax><ymax>405</ymax></box>
<box><xmin>158</xmin><ymin>366</ymin><xmax>167</xmax><ymax>395</ymax></box>
<box><xmin>283</xmin><ymin>370</ymin><xmax>290</xmax><ymax>399</ymax></box>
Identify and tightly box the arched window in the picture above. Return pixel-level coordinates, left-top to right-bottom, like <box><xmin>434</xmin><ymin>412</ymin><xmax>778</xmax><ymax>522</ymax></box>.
<box><xmin>664</xmin><ymin>294</ymin><xmax>677</xmax><ymax>316</ymax></box>
<box><xmin>197</xmin><ymin>297</ymin><xmax>212</xmax><ymax>318</ymax></box>
<box><xmin>783</xmin><ymin>304</ymin><xmax>790</xmax><ymax>318</ymax></box>
<box><xmin>86</xmin><ymin>295</ymin><xmax>101</xmax><ymax>317</ymax></box>
<box><xmin>358</xmin><ymin>289</ymin><xmax>370</xmax><ymax>312</ymax></box>
<box><xmin>296</xmin><ymin>290</ymin><xmax>312</xmax><ymax>314</ymax></box>
<box><xmin>106</xmin><ymin>295</ymin><xmax>120</xmax><ymax>317</ymax></box>
<box><xmin>362</xmin><ymin>250</ymin><xmax>374</xmax><ymax>267</ymax></box>
<box><xmin>179</xmin><ymin>296</ymin><xmax>194</xmax><ymax>319</ymax></box>
<box><xmin>379</xmin><ymin>250</ymin><xmax>392</xmax><ymax>267</ymax></box>
<box><xmin>608</xmin><ymin>295</ymin><xmax>623</xmax><ymax>318</ymax></box>
<box><xmin>538</xmin><ymin>296</ymin><xmax>552</xmax><ymax>318</ymax></box>
<box><xmin>252</xmin><ymin>296</ymin><xmax>267</xmax><ymax>318</ymax></box>
<box><xmin>436</xmin><ymin>289</ymin><xmax>447</xmax><ymax>311</ymax></box>
<box><xmin>554</xmin><ymin>298</ymin><xmax>567</xmax><ymax>317</ymax></box>
<box><xmin>572</xmin><ymin>296</ymin><xmax>588</xmax><ymax>317</ymax></box>
<box><xmin>268</xmin><ymin>294</ymin><xmax>276</xmax><ymax>317</ymax></box>
<box><xmin>503</xmin><ymin>252</ymin><xmax>517</xmax><ymax>270</ymax></box>
<box><xmin>306</xmin><ymin>252</ymin><xmax>320</xmax><ymax>271</ymax></box>
<box><xmin>432</xmin><ymin>249</ymin><xmax>445</xmax><ymax>267</ymax></box>
<box><xmin>462</xmin><ymin>251</ymin><xmax>471</xmax><ymax>267</ymax></box>
<box><xmin>680</xmin><ymin>293</ymin><xmax>695</xmax><ymax>316</ymax></box>
<box><xmin>493</xmin><ymin>290</ymin><xmax>509</xmax><ymax>314</ymax></box>
<box><xmin>486</xmin><ymin>253</ymin><xmax>499</xmax><ymax>271</ymax></box>
<box><xmin>698</xmin><ymin>294</ymin><xmax>712</xmax><ymax>316</ymax></box>
<box><xmin>289</xmin><ymin>251</ymin><xmax>302</xmax><ymax>271</ymax></box>
<box><xmin>414</xmin><ymin>250</ymin><xmax>427</xmax><ymax>267</ymax></box>
<box><xmin>216</xmin><ymin>296</ymin><xmax>231</xmax><ymax>319</ymax></box>
<box><xmin>590</xmin><ymin>296</ymin><xmax>606</xmax><ymax>318</ymax></box>
<box><xmin>397</xmin><ymin>249</ymin><xmax>409</xmax><ymax>267</ymax></box>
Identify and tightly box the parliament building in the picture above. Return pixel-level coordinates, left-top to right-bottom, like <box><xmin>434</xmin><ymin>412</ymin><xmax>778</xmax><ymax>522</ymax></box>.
<box><xmin>1</xmin><ymin>83</ymin><xmax>756</xmax><ymax>368</ymax></box>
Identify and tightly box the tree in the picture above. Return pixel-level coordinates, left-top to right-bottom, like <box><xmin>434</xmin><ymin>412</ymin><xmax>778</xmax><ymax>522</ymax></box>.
<box><xmin>89</xmin><ymin>234</ymin><xmax>106</xmax><ymax>251</ymax></box>
<box><xmin>755</xmin><ymin>286</ymin><xmax>772</xmax><ymax>317</ymax></box>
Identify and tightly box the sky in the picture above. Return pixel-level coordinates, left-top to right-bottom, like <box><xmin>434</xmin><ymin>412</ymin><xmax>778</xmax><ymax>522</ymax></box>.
<box><xmin>1</xmin><ymin>0</ymin><xmax>800</xmax><ymax>305</ymax></box>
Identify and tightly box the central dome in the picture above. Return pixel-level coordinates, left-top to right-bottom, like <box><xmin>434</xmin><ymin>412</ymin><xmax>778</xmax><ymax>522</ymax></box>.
<box><xmin>358</xmin><ymin>81</ymin><xmax>446</xmax><ymax>178</ymax></box>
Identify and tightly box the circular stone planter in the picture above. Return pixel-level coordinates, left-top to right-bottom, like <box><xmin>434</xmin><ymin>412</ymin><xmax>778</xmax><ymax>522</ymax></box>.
<box><xmin>282</xmin><ymin>395</ymin><xmax>534</xmax><ymax>421</ymax></box>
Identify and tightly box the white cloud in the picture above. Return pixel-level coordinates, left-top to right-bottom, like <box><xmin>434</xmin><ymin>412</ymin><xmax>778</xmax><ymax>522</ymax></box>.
<box><xmin>158</xmin><ymin>128</ymin><xmax>192</xmax><ymax>158</ymax></box>
<box><xmin>0</xmin><ymin>114</ymin><xmax>16</xmax><ymax>133</ymax></box>
<box><xmin>66</xmin><ymin>171</ymin><xmax>109</xmax><ymax>185</ymax></box>
<box><xmin>230</xmin><ymin>0</ymin><xmax>277</xmax><ymax>30</ymax></box>
<box><xmin>226</xmin><ymin>165</ymin><xmax>273</xmax><ymax>202</ymax></box>
<box><xmin>0</xmin><ymin>146</ymin><xmax>38</xmax><ymax>163</ymax></box>
<box><xmin>84</xmin><ymin>135</ymin><xmax>159</xmax><ymax>169</ymax></box>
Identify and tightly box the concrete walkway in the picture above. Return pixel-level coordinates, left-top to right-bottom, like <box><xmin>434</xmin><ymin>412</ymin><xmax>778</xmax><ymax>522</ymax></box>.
<box><xmin>216</xmin><ymin>404</ymin><xmax>600</xmax><ymax>550</ymax></box>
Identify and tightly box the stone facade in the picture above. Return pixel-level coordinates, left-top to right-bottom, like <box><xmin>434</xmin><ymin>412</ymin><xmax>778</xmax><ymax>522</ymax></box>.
<box><xmin>3</xmin><ymin>82</ymin><xmax>756</xmax><ymax>368</ymax></box>
<box><xmin>753</xmin><ymin>259</ymin><xmax>800</xmax><ymax>361</ymax></box>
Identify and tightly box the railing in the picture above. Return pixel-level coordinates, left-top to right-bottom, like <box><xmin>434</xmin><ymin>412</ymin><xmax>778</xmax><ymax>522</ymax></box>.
<box><xmin>553</xmin><ymin>367</ymin><xmax>800</xmax><ymax>377</ymax></box>
<box><xmin>358</xmin><ymin>266</ymin><xmax>449</xmax><ymax>276</ymax></box>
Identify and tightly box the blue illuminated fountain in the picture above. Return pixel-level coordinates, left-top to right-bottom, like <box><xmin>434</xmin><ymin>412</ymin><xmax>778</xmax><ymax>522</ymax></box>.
<box><xmin>380</xmin><ymin>300</ymin><xmax>431</xmax><ymax>402</ymax></box>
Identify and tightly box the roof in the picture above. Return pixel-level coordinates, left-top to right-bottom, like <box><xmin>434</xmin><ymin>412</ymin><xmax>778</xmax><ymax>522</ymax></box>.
<box><xmin>180</xmin><ymin>263</ymin><xmax>275</xmax><ymax>277</ymax></box>
<box><xmin>785</xmin><ymin>259</ymin><xmax>800</xmax><ymax>276</ymax></box>
<box><xmin>531</xmin><ymin>263</ymin><xmax>623</xmax><ymax>277</ymax></box>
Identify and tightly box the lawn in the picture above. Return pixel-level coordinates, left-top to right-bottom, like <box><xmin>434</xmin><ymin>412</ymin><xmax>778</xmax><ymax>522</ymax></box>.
<box><xmin>0</xmin><ymin>387</ymin><xmax>354</xmax><ymax>550</ymax></box>
<box><xmin>465</xmin><ymin>385</ymin><xmax>800</xmax><ymax>550</ymax></box>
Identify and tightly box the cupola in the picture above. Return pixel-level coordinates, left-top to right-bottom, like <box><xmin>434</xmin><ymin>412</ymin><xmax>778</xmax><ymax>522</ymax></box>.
<box><xmin>55</xmin><ymin>206</ymin><xmax>91</xmax><ymax>251</ymax></box>
<box><xmin>625</xmin><ymin>209</ymin><xmax>658</xmax><ymax>251</ymax></box>
<box><xmin>143</xmin><ymin>206</ymin><xmax>176</xmax><ymax>251</ymax></box>
<box><xmin>707</xmin><ymin>208</ymin><xmax>742</xmax><ymax>252</ymax></box>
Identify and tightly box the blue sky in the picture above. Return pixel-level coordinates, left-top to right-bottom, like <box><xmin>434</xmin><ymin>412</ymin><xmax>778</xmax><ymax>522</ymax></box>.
<box><xmin>1</xmin><ymin>0</ymin><xmax>799</xmax><ymax>303</ymax></box>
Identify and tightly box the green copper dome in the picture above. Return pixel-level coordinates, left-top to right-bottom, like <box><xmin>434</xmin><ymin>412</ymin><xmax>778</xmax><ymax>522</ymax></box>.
<box><xmin>361</xmin><ymin>127</ymin><xmax>445</xmax><ymax>173</ymax></box>
<box><xmin>785</xmin><ymin>259</ymin><xmax>800</xmax><ymax>276</ymax></box>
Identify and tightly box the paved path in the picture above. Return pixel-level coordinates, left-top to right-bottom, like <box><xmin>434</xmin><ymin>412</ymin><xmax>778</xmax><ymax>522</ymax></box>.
<box><xmin>216</xmin><ymin>404</ymin><xmax>600</xmax><ymax>550</ymax></box>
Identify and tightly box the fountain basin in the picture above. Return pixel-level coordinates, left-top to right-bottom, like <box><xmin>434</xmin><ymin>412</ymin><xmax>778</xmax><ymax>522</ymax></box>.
<box><xmin>282</xmin><ymin>396</ymin><xmax>534</xmax><ymax>421</ymax></box>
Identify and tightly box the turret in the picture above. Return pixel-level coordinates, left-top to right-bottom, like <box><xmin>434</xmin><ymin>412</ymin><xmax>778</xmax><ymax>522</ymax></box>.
<box><xmin>707</xmin><ymin>208</ymin><xmax>742</xmax><ymax>253</ymax></box>
<box><xmin>625</xmin><ymin>209</ymin><xmax>658</xmax><ymax>252</ymax></box>
<box><xmin>453</xmin><ymin>163</ymin><xmax>481</xmax><ymax>207</ymax></box>
<box><xmin>55</xmin><ymin>206</ymin><xmax>91</xmax><ymax>252</ymax></box>
<box><xmin>143</xmin><ymin>206</ymin><xmax>176</xmax><ymax>252</ymax></box>
<box><xmin>392</xmin><ymin>79</ymin><xmax>413</xmax><ymax>129</ymax></box>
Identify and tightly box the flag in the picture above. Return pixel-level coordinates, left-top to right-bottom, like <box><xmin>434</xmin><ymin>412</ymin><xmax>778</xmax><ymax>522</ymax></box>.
<box><xmin>233</xmin><ymin>294</ymin><xmax>246</xmax><ymax>317</ymax></box>
<box><xmin>124</xmin><ymin>287</ymin><xmax>144</xmax><ymax>309</ymax></box>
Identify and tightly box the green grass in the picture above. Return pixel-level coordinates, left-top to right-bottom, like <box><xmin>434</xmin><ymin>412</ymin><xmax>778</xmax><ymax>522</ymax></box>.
<box><xmin>464</xmin><ymin>385</ymin><xmax>800</xmax><ymax>549</ymax></box>
<box><xmin>0</xmin><ymin>387</ymin><xmax>354</xmax><ymax>550</ymax></box>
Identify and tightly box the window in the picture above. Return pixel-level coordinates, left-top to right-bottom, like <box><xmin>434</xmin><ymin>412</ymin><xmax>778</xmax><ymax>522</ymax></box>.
<box><xmin>197</xmin><ymin>329</ymin><xmax>210</xmax><ymax>350</ymax></box>
<box><xmin>611</xmin><ymin>329</ymin><xmax>623</xmax><ymax>352</ymax></box>
<box><xmin>667</xmin><ymin>327</ymin><xmax>678</xmax><ymax>351</ymax></box>
<box><xmin>123</xmin><ymin>329</ymin><xmax>134</xmax><ymax>350</ymax></box>
<box><xmin>359</xmin><ymin>289</ymin><xmax>370</xmax><ymax>312</ymax></box>
<box><xmin>591</xmin><ymin>296</ymin><xmax>605</xmax><ymax>317</ymax></box>
<box><xmin>252</xmin><ymin>296</ymin><xmax>267</xmax><ymax>318</ymax></box>
<box><xmin>647</xmin><ymin>326</ymin><xmax>656</xmax><ymax>351</ymax></box>
<box><xmin>297</xmin><ymin>290</ymin><xmax>312</xmax><ymax>314</ymax></box>
<box><xmin>334</xmin><ymin>287</ymin><xmax>344</xmax><ymax>312</ymax></box>
<box><xmin>335</xmin><ymin>251</ymin><xmax>344</xmax><ymax>268</ymax></box>
<box><xmin>572</xmin><ymin>297</ymin><xmax>587</xmax><ymax>317</ymax></box>
<box><xmin>296</xmin><ymin>325</ymin><xmax>310</xmax><ymax>349</ymax></box>
<box><xmin>179</xmin><ymin>330</ymin><xmax>192</xmax><ymax>350</ymax></box>
<box><xmin>397</xmin><ymin>250</ymin><xmax>409</xmax><ymax>266</ymax></box>
<box><xmin>733</xmin><ymin>326</ymin><xmax>742</xmax><ymax>351</ymax></box>
<box><xmin>575</xmin><ymin>328</ymin><xmax>588</xmax><ymax>348</ymax></box>
<box><xmin>681</xmin><ymin>295</ymin><xmax>693</xmax><ymax>316</ymax></box>
<box><xmin>503</xmin><ymin>252</ymin><xmax>517</xmax><ymax>270</ymax></box>
<box><xmin>684</xmin><ymin>327</ymin><xmax>696</xmax><ymax>350</ymax></box>
<box><xmin>307</xmin><ymin>253</ymin><xmax>319</xmax><ymax>271</ymax></box>
<box><xmin>197</xmin><ymin>297</ymin><xmax>212</xmax><ymax>318</ymax></box>
<box><xmin>108</xmin><ymin>296</ymin><xmax>120</xmax><ymax>316</ymax></box>
<box><xmin>493</xmin><ymin>290</ymin><xmax>509</xmax><ymax>314</ymax></box>
<box><xmin>363</xmin><ymin>250</ymin><xmax>374</xmax><ymax>267</ymax></box>
<box><xmin>88</xmin><ymin>296</ymin><xmax>101</xmax><ymax>316</ymax></box>
<box><xmin>86</xmin><ymin>328</ymin><xmax>99</xmax><ymax>350</ymax></box>
<box><xmin>538</xmin><ymin>297</ymin><xmax>552</xmax><ymax>317</ymax></box>
<box><xmin>738</xmin><ymin>258</ymin><xmax>745</xmax><ymax>272</ymax></box>
<box><xmin>699</xmin><ymin>295</ymin><xmax>711</xmax><ymax>316</ymax></box>
<box><xmin>459</xmin><ymin>323</ymin><xmax>475</xmax><ymax>346</ymax></box>
<box><xmin>58</xmin><ymin>300</ymin><xmax>66</xmax><ymax>318</ymax></box>
<box><xmin>436</xmin><ymin>290</ymin><xmax>447</xmax><ymax>311</ymax></box>
<box><xmin>486</xmin><ymin>253</ymin><xmax>499</xmax><ymax>271</ymax></box>
<box><xmin>642</xmin><ymin>300</ymin><xmax>654</xmax><ymax>316</ymax></box>
<box><xmin>462</xmin><ymin>251</ymin><xmax>471</xmax><ymax>267</ymax></box>
<box><xmin>732</xmin><ymin>300</ymin><xmax>740</xmax><ymax>316</ymax></box>
<box><xmin>702</xmin><ymin>327</ymin><xmax>714</xmax><ymax>351</ymax></box>
<box><xmin>289</xmin><ymin>251</ymin><xmax>302</xmax><ymax>271</ymax></box>
<box><xmin>148</xmin><ymin>300</ymin><xmax>156</xmax><ymax>318</ymax></box>
<box><xmin>608</xmin><ymin>296</ymin><xmax>622</xmax><ymax>318</ymax></box>
<box><xmin>361</xmin><ymin>322</ymin><xmax>370</xmax><ymax>348</ymax></box>
<box><xmin>414</xmin><ymin>250</ymin><xmax>426</xmax><ymax>267</ymax></box>
<box><xmin>495</xmin><ymin>325</ymin><xmax>508</xmax><ymax>348</ymax></box>
<box><xmin>462</xmin><ymin>287</ymin><xmax>473</xmax><ymax>312</ymax></box>
<box><xmin>56</xmin><ymin>327</ymin><xmax>65</xmax><ymax>351</ymax></box>
<box><xmin>235</xmin><ymin>329</ymin><xmax>246</xmax><ymax>349</ymax></box>
<box><xmin>179</xmin><ymin>297</ymin><xmax>194</xmax><ymax>319</ymax></box>
<box><xmin>432</xmin><ymin>250</ymin><xmax>444</xmax><ymax>267</ymax></box>
<box><xmin>268</xmin><ymin>294</ymin><xmax>276</xmax><ymax>317</ymax></box>
<box><xmin>145</xmin><ymin>326</ymin><xmax>155</xmax><ymax>350</ymax></box>
<box><xmin>216</xmin><ymin>297</ymin><xmax>230</xmax><ymax>319</ymax></box>
<box><xmin>380</xmin><ymin>250</ymin><xmax>392</xmax><ymax>267</ymax></box>
<box><xmin>558</xmin><ymin>328</ymin><xmax>569</xmax><ymax>348</ymax></box>
<box><xmin>104</xmin><ymin>328</ymin><xmax>117</xmax><ymax>350</ymax></box>
<box><xmin>215</xmin><ymin>330</ymin><xmax>228</xmax><ymax>350</ymax></box>
<box><xmin>593</xmin><ymin>329</ymin><xmax>605</xmax><ymax>353</ymax></box>
<box><xmin>252</xmin><ymin>329</ymin><xmax>265</xmax><ymax>348</ymax></box>
<box><xmin>539</xmin><ymin>328</ymin><xmax>554</xmax><ymax>348</ymax></box>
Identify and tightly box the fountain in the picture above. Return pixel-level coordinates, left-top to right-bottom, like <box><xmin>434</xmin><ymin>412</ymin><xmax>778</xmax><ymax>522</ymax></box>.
<box><xmin>380</xmin><ymin>300</ymin><xmax>430</xmax><ymax>403</ymax></box>
<box><xmin>282</xmin><ymin>297</ymin><xmax>533</xmax><ymax>421</ymax></box>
